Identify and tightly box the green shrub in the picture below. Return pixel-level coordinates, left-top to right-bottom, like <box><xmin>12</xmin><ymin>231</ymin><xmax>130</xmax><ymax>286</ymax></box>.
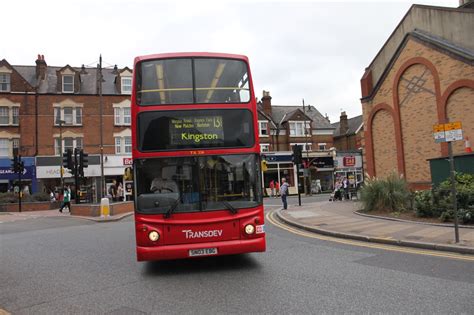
<box><xmin>0</xmin><ymin>192</ymin><xmax>50</xmax><ymax>203</ymax></box>
<box><xmin>414</xmin><ymin>173</ymin><xmax>474</xmax><ymax>224</ymax></box>
<box><xmin>0</xmin><ymin>192</ymin><xmax>18</xmax><ymax>204</ymax></box>
<box><xmin>360</xmin><ymin>173</ymin><xmax>411</xmax><ymax>212</ymax></box>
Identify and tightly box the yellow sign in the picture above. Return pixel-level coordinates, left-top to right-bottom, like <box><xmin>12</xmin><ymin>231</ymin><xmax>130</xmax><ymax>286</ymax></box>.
<box><xmin>433</xmin><ymin>124</ymin><xmax>445</xmax><ymax>132</ymax></box>
<box><xmin>444</xmin><ymin>121</ymin><xmax>462</xmax><ymax>131</ymax></box>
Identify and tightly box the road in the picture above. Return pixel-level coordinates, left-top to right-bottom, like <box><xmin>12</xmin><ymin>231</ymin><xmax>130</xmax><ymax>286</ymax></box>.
<box><xmin>1</xmin><ymin>197</ymin><xmax>473</xmax><ymax>314</ymax></box>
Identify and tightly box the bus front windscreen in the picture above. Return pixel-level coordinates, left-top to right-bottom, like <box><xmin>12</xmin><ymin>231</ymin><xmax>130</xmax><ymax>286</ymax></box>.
<box><xmin>137</xmin><ymin>109</ymin><xmax>254</xmax><ymax>151</ymax></box>
<box><xmin>136</xmin><ymin>58</ymin><xmax>251</xmax><ymax>105</ymax></box>
<box><xmin>135</xmin><ymin>154</ymin><xmax>262</xmax><ymax>215</ymax></box>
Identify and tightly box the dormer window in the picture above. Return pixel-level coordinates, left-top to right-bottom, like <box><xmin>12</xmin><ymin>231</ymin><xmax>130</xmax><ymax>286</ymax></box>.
<box><xmin>0</xmin><ymin>74</ymin><xmax>11</xmax><ymax>92</ymax></box>
<box><xmin>258</xmin><ymin>121</ymin><xmax>269</xmax><ymax>137</ymax></box>
<box><xmin>121</xmin><ymin>77</ymin><xmax>132</xmax><ymax>94</ymax></box>
<box><xmin>62</xmin><ymin>75</ymin><xmax>74</xmax><ymax>93</ymax></box>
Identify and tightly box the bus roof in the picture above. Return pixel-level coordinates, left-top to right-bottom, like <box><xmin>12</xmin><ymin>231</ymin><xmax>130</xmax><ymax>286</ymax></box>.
<box><xmin>134</xmin><ymin>52</ymin><xmax>249</xmax><ymax>64</ymax></box>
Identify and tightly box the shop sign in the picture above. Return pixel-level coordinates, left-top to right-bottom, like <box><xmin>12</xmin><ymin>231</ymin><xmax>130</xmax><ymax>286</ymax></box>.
<box><xmin>123</xmin><ymin>158</ymin><xmax>133</xmax><ymax>166</ymax></box>
<box><xmin>0</xmin><ymin>166</ymin><xmax>35</xmax><ymax>180</ymax></box>
<box><xmin>343</xmin><ymin>156</ymin><xmax>356</xmax><ymax>167</ymax></box>
<box><xmin>309</xmin><ymin>157</ymin><xmax>334</xmax><ymax>168</ymax></box>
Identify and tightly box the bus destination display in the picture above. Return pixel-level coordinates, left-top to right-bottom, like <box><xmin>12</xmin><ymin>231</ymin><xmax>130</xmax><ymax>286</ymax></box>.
<box><xmin>170</xmin><ymin>116</ymin><xmax>224</xmax><ymax>145</ymax></box>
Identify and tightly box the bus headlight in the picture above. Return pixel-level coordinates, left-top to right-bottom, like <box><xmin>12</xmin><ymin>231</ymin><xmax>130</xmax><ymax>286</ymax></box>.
<box><xmin>245</xmin><ymin>224</ymin><xmax>255</xmax><ymax>235</ymax></box>
<box><xmin>148</xmin><ymin>231</ymin><xmax>160</xmax><ymax>242</ymax></box>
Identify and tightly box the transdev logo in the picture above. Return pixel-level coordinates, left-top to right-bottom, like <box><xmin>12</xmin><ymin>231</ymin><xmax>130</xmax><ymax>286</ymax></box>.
<box><xmin>182</xmin><ymin>229</ymin><xmax>223</xmax><ymax>239</ymax></box>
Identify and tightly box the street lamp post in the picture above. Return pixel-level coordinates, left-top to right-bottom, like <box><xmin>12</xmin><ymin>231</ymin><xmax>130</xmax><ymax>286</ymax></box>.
<box><xmin>59</xmin><ymin>120</ymin><xmax>65</xmax><ymax>191</ymax></box>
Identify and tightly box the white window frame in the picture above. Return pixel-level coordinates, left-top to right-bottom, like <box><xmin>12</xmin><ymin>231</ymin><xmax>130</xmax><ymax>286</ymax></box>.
<box><xmin>114</xmin><ymin>107</ymin><xmax>131</xmax><ymax>126</ymax></box>
<box><xmin>258</xmin><ymin>120</ymin><xmax>269</xmax><ymax>137</ymax></box>
<box><xmin>121</xmin><ymin>77</ymin><xmax>132</xmax><ymax>95</ymax></box>
<box><xmin>54</xmin><ymin>137</ymin><xmax>83</xmax><ymax>155</ymax></box>
<box><xmin>0</xmin><ymin>137</ymin><xmax>20</xmax><ymax>157</ymax></box>
<box><xmin>0</xmin><ymin>106</ymin><xmax>19</xmax><ymax>126</ymax></box>
<box><xmin>0</xmin><ymin>73</ymin><xmax>11</xmax><ymax>92</ymax></box>
<box><xmin>260</xmin><ymin>144</ymin><xmax>270</xmax><ymax>152</ymax></box>
<box><xmin>54</xmin><ymin>106</ymin><xmax>83</xmax><ymax>126</ymax></box>
<box><xmin>318</xmin><ymin>143</ymin><xmax>327</xmax><ymax>151</ymax></box>
<box><xmin>62</xmin><ymin>75</ymin><xmax>74</xmax><ymax>93</ymax></box>
<box><xmin>289</xmin><ymin>121</ymin><xmax>310</xmax><ymax>137</ymax></box>
<box><xmin>115</xmin><ymin>136</ymin><xmax>132</xmax><ymax>154</ymax></box>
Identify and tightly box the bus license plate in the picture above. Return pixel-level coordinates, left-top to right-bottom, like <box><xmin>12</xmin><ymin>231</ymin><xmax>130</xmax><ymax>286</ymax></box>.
<box><xmin>189</xmin><ymin>248</ymin><xmax>218</xmax><ymax>257</ymax></box>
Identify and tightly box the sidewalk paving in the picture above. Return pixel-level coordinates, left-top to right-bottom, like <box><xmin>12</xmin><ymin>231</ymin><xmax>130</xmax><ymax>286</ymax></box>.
<box><xmin>276</xmin><ymin>200</ymin><xmax>474</xmax><ymax>255</ymax></box>
<box><xmin>0</xmin><ymin>209</ymin><xmax>133</xmax><ymax>224</ymax></box>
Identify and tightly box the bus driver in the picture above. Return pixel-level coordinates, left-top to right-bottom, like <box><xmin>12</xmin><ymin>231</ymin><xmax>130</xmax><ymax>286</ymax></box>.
<box><xmin>150</xmin><ymin>166</ymin><xmax>179</xmax><ymax>193</ymax></box>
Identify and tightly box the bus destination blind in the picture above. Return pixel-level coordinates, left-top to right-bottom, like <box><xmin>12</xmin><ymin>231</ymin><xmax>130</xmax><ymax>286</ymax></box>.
<box><xmin>170</xmin><ymin>116</ymin><xmax>224</xmax><ymax>145</ymax></box>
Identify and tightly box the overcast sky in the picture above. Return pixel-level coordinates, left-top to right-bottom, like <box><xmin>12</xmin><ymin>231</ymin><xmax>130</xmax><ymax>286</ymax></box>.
<box><xmin>2</xmin><ymin>0</ymin><xmax>457</xmax><ymax>123</ymax></box>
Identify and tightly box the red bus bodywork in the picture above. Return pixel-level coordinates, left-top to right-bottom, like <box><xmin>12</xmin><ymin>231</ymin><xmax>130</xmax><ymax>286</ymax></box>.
<box><xmin>132</xmin><ymin>52</ymin><xmax>266</xmax><ymax>261</ymax></box>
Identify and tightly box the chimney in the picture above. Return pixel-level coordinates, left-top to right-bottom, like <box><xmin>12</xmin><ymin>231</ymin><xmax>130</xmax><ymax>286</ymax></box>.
<box><xmin>35</xmin><ymin>54</ymin><xmax>47</xmax><ymax>80</ymax></box>
<box><xmin>340</xmin><ymin>111</ymin><xmax>349</xmax><ymax>135</ymax></box>
<box><xmin>262</xmin><ymin>90</ymin><xmax>272</xmax><ymax>116</ymax></box>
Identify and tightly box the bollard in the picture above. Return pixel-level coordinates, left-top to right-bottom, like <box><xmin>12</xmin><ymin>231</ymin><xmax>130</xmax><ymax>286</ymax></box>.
<box><xmin>100</xmin><ymin>198</ymin><xmax>110</xmax><ymax>218</ymax></box>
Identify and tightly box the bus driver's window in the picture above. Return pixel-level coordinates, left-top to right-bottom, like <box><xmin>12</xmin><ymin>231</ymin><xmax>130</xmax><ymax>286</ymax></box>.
<box><xmin>150</xmin><ymin>166</ymin><xmax>179</xmax><ymax>193</ymax></box>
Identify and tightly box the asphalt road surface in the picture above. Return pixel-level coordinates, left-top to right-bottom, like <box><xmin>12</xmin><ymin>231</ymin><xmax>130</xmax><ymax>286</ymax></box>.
<box><xmin>1</xmin><ymin>202</ymin><xmax>473</xmax><ymax>314</ymax></box>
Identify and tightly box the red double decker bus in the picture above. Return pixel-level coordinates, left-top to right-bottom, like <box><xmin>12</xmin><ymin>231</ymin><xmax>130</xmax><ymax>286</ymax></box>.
<box><xmin>131</xmin><ymin>52</ymin><xmax>266</xmax><ymax>261</ymax></box>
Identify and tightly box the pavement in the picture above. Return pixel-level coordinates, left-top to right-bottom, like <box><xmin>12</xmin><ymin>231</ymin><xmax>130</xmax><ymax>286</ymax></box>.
<box><xmin>0</xmin><ymin>209</ymin><xmax>133</xmax><ymax>224</ymax></box>
<box><xmin>2</xmin><ymin>200</ymin><xmax>473</xmax><ymax>255</ymax></box>
<box><xmin>275</xmin><ymin>200</ymin><xmax>474</xmax><ymax>255</ymax></box>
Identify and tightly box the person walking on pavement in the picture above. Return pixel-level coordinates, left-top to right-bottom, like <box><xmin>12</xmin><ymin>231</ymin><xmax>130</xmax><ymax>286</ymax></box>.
<box><xmin>269</xmin><ymin>180</ymin><xmax>275</xmax><ymax>197</ymax></box>
<box><xmin>59</xmin><ymin>186</ymin><xmax>71</xmax><ymax>213</ymax></box>
<box><xmin>280</xmin><ymin>178</ymin><xmax>289</xmax><ymax>210</ymax></box>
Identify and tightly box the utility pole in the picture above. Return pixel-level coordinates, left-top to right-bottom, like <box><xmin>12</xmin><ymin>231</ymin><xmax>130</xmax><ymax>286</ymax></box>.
<box><xmin>59</xmin><ymin>120</ymin><xmax>65</xmax><ymax>191</ymax></box>
<box><xmin>448</xmin><ymin>142</ymin><xmax>460</xmax><ymax>243</ymax></box>
<box><xmin>303</xmin><ymin>99</ymin><xmax>312</xmax><ymax>195</ymax></box>
<box><xmin>99</xmin><ymin>55</ymin><xmax>105</xmax><ymax>198</ymax></box>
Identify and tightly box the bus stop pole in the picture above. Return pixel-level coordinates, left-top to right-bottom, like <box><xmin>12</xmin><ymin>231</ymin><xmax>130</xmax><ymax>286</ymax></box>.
<box><xmin>447</xmin><ymin>142</ymin><xmax>459</xmax><ymax>243</ymax></box>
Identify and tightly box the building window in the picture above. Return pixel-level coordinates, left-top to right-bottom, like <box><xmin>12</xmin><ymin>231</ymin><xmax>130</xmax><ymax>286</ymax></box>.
<box><xmin>0</xmin><ymin>106</ymin><xmax>19</xmax><ymax>125</ymax></box>
<box><xmin>121</xmin><ymin>77</ymin><xmax>132</xmax><ymax>94</ymax></box>
<box><xmin>0</xmin><ymin>139</ymin><xmax>9</xmax><ymax>156</ymax></box>
<box><xmin>0</xmin><ymin>74</ymin><xmax>11</xmax><ymax>92</ymax></box>
<box><xmin>289</xmin><ymin>121</ymin><xmax>310</xmax><ymax>137</ymax></box>
<box><xmin>114</xmin><ymin>107</ymin><xmax>131</xmax><ymax>126</ymax></box>
<box><xmin>62</xmin><ymin>75</ymin><xmax>74</xmax><ymax>93</ymax></box>
<box><xmin>55</xmin><ymin>137</ymin><xmax>83</xmax><ymax>155</ymax></box>
<box><xmin>258</xmin><ymin>121</ymin><xmax>269</xmax><ymax>136</ymax></box>
<box><xmin>318</xmin><ymin>143</ymin><xmax>327</xmax><ymax>151</ymax></box>
<box><xmin>115</xmin><ymin>136</ymin><xmax>132</xmax><ymax>154</ymax></box>
<box><xmin>0</xmin><ymin>107</ymin><xmax>9</xmax><ymax>124</ymax></box>
<box><xmin>54</xmin><ymin>107</ymin><xmax>82</xmax><ymax>126</ymax></box>
<box><xmin>260</xmin><ymin>144</ymin><xmax>270</xmax><ymax>152</ymax></box>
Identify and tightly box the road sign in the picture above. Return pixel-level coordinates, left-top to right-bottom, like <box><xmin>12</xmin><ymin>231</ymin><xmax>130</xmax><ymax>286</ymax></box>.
<box><xmin>433</xmin><ymin>121</ymin><xmax>463</xmax><ymax>143</ymax></box>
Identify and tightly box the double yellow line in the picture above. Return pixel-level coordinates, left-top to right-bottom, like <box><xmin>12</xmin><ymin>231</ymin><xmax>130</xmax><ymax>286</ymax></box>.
<box><xmin>266</xmin><ymin>211</ymin><xmax>474</xmax><ymax>262</ymax></box>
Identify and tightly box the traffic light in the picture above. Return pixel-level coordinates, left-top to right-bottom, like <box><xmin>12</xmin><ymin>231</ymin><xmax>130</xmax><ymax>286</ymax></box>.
<box><xmin>261</xmin><ymin>159</ymin><xmax>268</xmax><ymax>172</ymax></box>
<box><xmin>78</xmin><ymin>149</ymin><xmax>88</xmax><ymax>177</ymax></box>
<box><xmin>18</xmin><ymin>160</ymin><xmax>25</xmax><ymax>174</ymax></box>
<box><xmin>62</xmin><ymin>149</ymin><xmax>73</xmax><ymax>170</ymax></box>
<box><xmin>11</xmin><ymin>155</ymin><xmax>19</xmax><ymax>173</ymax></box>
<box><xmin>292</xmin><ymin>144</ymin><xmax>303</xmax><ymax>165</ymax></box>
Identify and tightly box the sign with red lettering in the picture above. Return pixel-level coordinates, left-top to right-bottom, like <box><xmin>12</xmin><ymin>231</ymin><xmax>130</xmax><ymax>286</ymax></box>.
<box><xmin>123</xmin><ymin>158</ymin><xmax>133</xmax><ymax>165</ymax></box>
<box><xmin>343</xmin><ymin>156</ymin><xmax>356</xmax><ymax>167</ymax></box>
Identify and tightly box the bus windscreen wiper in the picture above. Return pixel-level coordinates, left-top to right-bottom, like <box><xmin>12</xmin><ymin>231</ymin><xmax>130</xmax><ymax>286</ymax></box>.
<box><xmin>222</xmin><ymin>200</ymin><xmax>238</xmax><ymax>214</ymax></box>
<box><xmin>164</xmin><ymin>196</ymin><xmax>181</xmax><ymax>218</ymax></box>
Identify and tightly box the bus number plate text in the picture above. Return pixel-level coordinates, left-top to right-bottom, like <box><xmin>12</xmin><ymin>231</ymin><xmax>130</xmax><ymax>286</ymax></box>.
<box><xmin>189</xmin><ymin>248</ymin><xmax>218</xmax><ymax>257</ymax></box>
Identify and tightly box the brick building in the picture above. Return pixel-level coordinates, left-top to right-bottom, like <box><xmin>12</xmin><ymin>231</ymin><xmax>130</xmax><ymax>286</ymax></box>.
<box><xmin>257</xmin><ymin>91</ymin><xmax>336</xmax><ymax>193</ymax></box>
<box><xmin>0</xmin><ymin>55</ymin><xmax>132</xmax><ymax>199</ymax></box>
<box><xmin>360</xmin><ymin>3</ymin><xmax>474</xmax><ymax>189</ymax></box>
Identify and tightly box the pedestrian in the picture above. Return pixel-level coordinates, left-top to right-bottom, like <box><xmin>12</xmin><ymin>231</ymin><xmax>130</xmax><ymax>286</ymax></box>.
<box><xmin>109</xmin><ymin>180</ymin><xmax>117</xmax><ymax>202</ymax></box>
<box><xmin>269</xmin><ymin>180</ymin><xmax>275</xmax><ymax>197</ymax></box>
<box><xmin>117</xmin><ymin>182</ymin><xmax>124</xmax><ymax>202</ymax></box>
<box><xmin>49</xmin><ymin>190</ymin><xmax>56</xmax><ymax>202</ymax></box>
<box><xmin>59</xmin><ymin>186</ymin><xmax>71</xmax><ymax>213</ymax></box>
<box><xmin>343</xmin><ymin>177</ymin><xmax>349</xmax><ymax>200</ymax></box>
<box><xmin>280</xmin><ymin>178</ymin><xmax>289</xmax><ymax>210</ymax></box>
<box><xmin>275</xmin><ymin>181</ymin><xmax>280</xmax><ymax>197</ymax></box>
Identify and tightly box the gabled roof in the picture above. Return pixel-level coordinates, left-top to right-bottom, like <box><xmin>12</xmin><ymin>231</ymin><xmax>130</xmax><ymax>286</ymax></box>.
<box><xmin>270</xmin><ymin>105</ymin><xmax>333</xmax><ymax>129</ymax></box>
<box><xmin>331</xmin><ymin>115</ymin><xmax>363</xmax><ymax>137</ymax></box>
<box><xmin>12</xmin><ymin>64</ymin><xmax>130</xmax><ymax>95</ymax></box>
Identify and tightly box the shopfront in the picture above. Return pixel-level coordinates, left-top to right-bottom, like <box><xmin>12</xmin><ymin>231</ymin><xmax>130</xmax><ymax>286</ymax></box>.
<box><xmin>36</xmin><ymin>155</ymin><xmax>101</xmax><ymax>202</ymax></box>
<box><xmin>104</xmin><ymin>155</ymin><xmax>134</xmax><ymax>201</ymax></box>
<box><xmin>304</xmin><ymin>155</ymin><xmax>334</xmax><ymax>193</ymax></box>
<box><xmin>262</xmin><ymin>152</ymin><xmax>298</xmax><ymax>195</ymax></box>
<box><xmin>334</xmin><ymin>151</ymin><xmax>364</xmax><ymax>188</ymax></box>
<box><xmin>0</xmin><ymin>157</ymin><xmax>37</xmax><ymax>193</ymax></box>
